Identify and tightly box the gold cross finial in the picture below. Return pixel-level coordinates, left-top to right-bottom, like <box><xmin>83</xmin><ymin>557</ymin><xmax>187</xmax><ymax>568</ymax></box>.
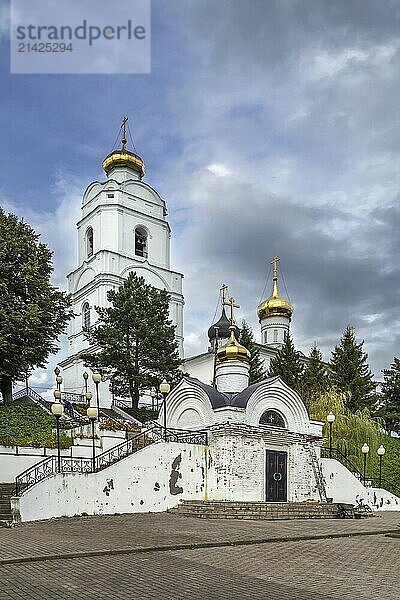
<box><xmin>121</xmin><ymin>116</ymin><xmax>128</xmax><ymax>152</ymax></box>
<box><xmin>220</xmin><ymin>284</ymin><xmax>228</xmax><ymax>306</ymax></box>
<box><xmin>271</xmin><ymin>256</ymin><xmax>280</xmax><ymax>281</ymax></box>
<box><xmin>224</xmin><ymin>296</ymin><xmax>240</xmax><ymax>327</ymax></box>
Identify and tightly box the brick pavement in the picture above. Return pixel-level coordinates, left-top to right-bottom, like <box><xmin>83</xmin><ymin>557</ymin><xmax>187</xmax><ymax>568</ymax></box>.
<box><xmin>0</xmin><ymin>534</ymin><xmax>399</xmax><ymax>599</ymax></box>
<box><xmin>0</xmin><ymin>511</ymin><xmax>399</xmax><ymax>564</ymax></box>
<box><xmin>0</xmin><ymin>513</ymin><xmax>399</xmax><ymax>599</ymax></box>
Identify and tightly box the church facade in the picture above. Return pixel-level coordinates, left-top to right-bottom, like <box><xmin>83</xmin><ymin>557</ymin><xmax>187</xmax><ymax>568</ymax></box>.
<box><xmin>60</xmin><ymin>129</ymin><xmax>184</xmax><ymax>404</ymax></box>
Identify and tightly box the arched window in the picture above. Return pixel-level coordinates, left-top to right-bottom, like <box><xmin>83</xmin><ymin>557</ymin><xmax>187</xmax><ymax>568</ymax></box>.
<box><xmin>260</xmin><ymin>410</ymin><xmax>286</xmax><ymax>428</ymax></box>
<box><xmin>273</xmin><ymin>329</ymin><xmax>278</xmax><ymax>343</ymax></box>
<box><xmin>264</xmin><ymin>331</ymin><xmax>268</xmax><ymax>343</ymax></box>
<box><xmin>82</xmin><ymin>302</ymin><xmax>91</xmax><ymax>330</ymax></box>
<box><xmin>86</xmin><ymin>227</ymin><xmax>94</xmax><ymax>258</ymax></box>
<box><xmin>135</xmin><ymin>226</ymin><xmax>148</xmax><ymax>258</ymax></box>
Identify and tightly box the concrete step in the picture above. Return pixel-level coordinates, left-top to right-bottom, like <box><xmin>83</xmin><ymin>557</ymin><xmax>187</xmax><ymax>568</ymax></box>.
<box><xmin>168</xmin><ymin>501</ymin><xmax>341</xmax><ymax>520</ymax></box>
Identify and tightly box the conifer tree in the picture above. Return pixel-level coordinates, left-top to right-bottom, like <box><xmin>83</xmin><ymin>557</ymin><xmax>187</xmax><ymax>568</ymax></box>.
<box><xmin>301</xmin><ymin>344</ymin><xmax>331</xmax><ymax>403</ymax></box>
<box><xmin>238</xmin><ymin>320</ymin><xmax>266</xmax><ymax>384</ymax></box>
<box><xmin>268</xmin><ymin>333</ymin><xmax>304</xmax><ymax>391</ymax></box>
<box><xmin>330</xmin><ymin>325</ymin><xmax>376</xmax><ymax>412</ymax></box>
<box><xmin>0</xmin><ymin>210</ymin><xmax>72</xmax><ymax>402</ymax></box>
<box><xmin>378</xmin><ymin>357</ymin><xmax>400</xmax><ymax>435</ymax></box>
<box><xmin>82</xmin><ymin>272</ymin><xmax>182</xmax><ymax>408</ymax></box>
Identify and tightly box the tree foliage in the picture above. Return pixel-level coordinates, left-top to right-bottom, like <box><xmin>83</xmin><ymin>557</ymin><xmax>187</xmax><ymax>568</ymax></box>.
<box><xmin>378</xmin><ymin>357</ymin><xmax>400</xmax><ymax>435</ymax></box>
<box><xmin>330</xmin><ymin>325</ymin><xmax>377</xmax><ymax>412</ymax></box>
<box><xmin>0</xmin><ymin>210</ymin><xmax>72</xmax><ymax>402</ymax></box>
<box><xmin>267</xmin><ymin>333</ymin><xmax>304</xmax><ymax>391</ymax></box>
<box><xmin>82</xmin><ymin>272</ymin><xmax>182</xmax><ymax>408</ymax></box>
<box><xmin>300</xmin><ymin>344</ymin><xmax>331</xmax><ymax>406</ymax></box>
<box><xmin>238</xmin><ymin>320</ymin><xmax>266</xmax><ymax>384</ymax></box>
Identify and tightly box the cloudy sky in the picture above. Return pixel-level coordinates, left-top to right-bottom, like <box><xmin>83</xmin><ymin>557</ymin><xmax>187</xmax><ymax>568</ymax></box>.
<box><xmin>1</xmin><ymin>0</ymin><xmax>400</xmax><ymax>391</ymax></box>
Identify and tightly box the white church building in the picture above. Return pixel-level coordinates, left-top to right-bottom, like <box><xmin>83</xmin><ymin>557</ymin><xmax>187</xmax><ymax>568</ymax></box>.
<box><xmin>60</xmin><ymin>128</ymin><xmax>184</xmax><ymax>404</ymax></box>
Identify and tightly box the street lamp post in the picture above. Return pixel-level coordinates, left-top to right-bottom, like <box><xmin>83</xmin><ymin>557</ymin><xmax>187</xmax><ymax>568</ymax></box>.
<box><xmin>159</xmin><ymin>380</ymin><xmax>170</xmax><ymax>442</ymax></box>
<box><xmin>85</xmin><ymin>390</ymin><xmax>93</xmax><ymax>407</ymax></box>
<box><xmin>362</xmin><ymin>443</ymin><xmax>370</xmax><ymax>486</ymax></box>
<box><xmin>54</xmin><ymin>367</ymin><xmax>62</xmax><ymax>392</ymax></box>
<box><xmin>92</xmin><ymin>373</ymin><xmax>101</xmax><ymax>412</ymax></box>
<box><xmin>83</xmin><ymin>371</ymin><xmax>89</xmax><ymax>395</ymax></box>
<box><xmin>150</xmin><ymin>387</ymin><xmax>156</xmax><ymax>411</ymax></box>
<box><xmin>87</xmin><ymin>406</ymin><xmax>98</xmax><ymax>472</ymax></box>
<box><xmin>327</xmin><ymin>412</ymin><xmax>335</xmax><ymax>459</ymax></box>
<box><xmin>52</xmin><ymin>391</ymin><xmax>64</xmax><ymax>473</ymax></box>
<box><xmin>377</xmin><ymin>445</ymin><xmax>385</xmax><ymax>487</ymax></box>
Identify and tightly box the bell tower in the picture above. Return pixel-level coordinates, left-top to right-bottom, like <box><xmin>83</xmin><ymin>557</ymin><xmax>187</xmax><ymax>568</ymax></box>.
<box><xmin>60</xmin><ymin>118</ymin><xmax>184</xmax><ymax>405</ymax></box>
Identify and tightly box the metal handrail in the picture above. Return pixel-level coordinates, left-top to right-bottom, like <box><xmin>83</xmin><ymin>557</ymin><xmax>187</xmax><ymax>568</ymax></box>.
<box><xmin>366</xmin><ymin>477</ymin><xmax>400</xmax><ymax>497</ymax></box>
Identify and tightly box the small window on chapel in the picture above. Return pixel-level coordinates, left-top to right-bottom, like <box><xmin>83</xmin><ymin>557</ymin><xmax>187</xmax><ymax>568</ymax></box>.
<box><xmin>260</xmin><ymin>410</ymin><xmax>286</xmax><ymax>428</ymax></box>
<box><xmin>264</xmin><ymin>331</ymin><xmax>268</xmax><ymax>343</ymax></box>
<box><xmin>135</xmin><ymin>226</ymin><xmax>148</xmax><ymax>258</ymax></box>
<box><xmin>82</xmin><ymin>303</ymin><xmax>91</xmax><ymax>330</ymax></box>
<box><xmin>86</xmin><ymin>227</ymin><xmax>93</xmax><ymax>258</ymax></box>
<box><xmin>273</xmin><ymin>329</ymin><xmax>278</xmax><ymax>343</ymax></box>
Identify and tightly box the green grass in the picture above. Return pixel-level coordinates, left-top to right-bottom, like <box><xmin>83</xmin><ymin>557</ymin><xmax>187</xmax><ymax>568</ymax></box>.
<box><xmin>0</xmin><ymin>400</ymin><xmax>72</xmax><ymax>448</ymax></box>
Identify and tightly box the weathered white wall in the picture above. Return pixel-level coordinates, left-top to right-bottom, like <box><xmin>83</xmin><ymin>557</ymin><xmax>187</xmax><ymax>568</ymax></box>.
<box><xmin>207</xmin><ymin>427</ymin><xmax>320</xmax><ymax>502</ymax></box>
<box><xmin>15</xmin><ymin>442</ymin><xmax>207</xmax><ymax>522</ymax></box>
<box><xmin>366</xmin><ymin>487</ymin><xmax>400</xmax><ymax>511</ymax></box>
<box><xmin>321</xmin><ymin>458</ymin><xmax>369</xmax><ymax>506</ymax></box>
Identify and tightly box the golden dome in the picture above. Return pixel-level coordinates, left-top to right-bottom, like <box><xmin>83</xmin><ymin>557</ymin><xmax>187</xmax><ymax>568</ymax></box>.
<box><xmin>102</xmin><ymin>149</ymin><xmax>145</xmax><ymax>178</ymax></box>
<box><xmin>102</xmin><ymin>116</ymin><xmax>145</xmax><ymax>178</ymax></box>
<box><xmin>217</xmin><ymin>328</ymin><xmax>250</xmax><ymax>363</ymax></box>
<box><xmin>257</xmin><ymin>257</ymin><xmax>293</xmax><ymax>321</ymax></box>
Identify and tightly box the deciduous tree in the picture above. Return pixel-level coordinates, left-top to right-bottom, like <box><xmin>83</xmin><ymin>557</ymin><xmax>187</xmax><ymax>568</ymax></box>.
<box><xmin>0</xmin><ymin>210</ymin><xmax>72</xmax><ymax>402</ymax></box>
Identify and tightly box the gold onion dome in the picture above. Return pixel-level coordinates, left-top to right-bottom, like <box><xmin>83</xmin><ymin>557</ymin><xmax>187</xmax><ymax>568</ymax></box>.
<box><xmin>257</xmin><ymin>257</ymin><xmax>293</xmax><ymax>321</ymax></box>
<box><xmin>102</xmin><ymin>116</ymin><xmax>145</xmax><ymax>178</ymax></box>
<box><xmin>217</xmin><ymin>328</ymin><xmax>250</xmax><ymax>363</ymax></box>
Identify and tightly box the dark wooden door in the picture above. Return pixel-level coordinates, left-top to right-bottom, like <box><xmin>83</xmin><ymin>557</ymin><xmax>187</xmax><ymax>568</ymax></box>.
<box><xmin>266</xmin><ymin>450</ymin><xmax>287</xmax><ymax>502</ymax></box>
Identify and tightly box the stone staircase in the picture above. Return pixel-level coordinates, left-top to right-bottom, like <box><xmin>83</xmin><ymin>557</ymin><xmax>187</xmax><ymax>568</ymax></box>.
<box><xmin>0</xmin><ymin>483</ymin><xmax>14</xmax><ymax>527</ymax></box>
<box><xmin>168</xmin><ymin>500</ymin><xmax>342</xmax><ymax>520</ymax></box>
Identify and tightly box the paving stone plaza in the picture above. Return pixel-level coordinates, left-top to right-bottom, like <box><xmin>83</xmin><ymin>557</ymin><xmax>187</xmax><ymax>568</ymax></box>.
<box><xmin>0</xmin><ymin>512</ymin><xmax>399</xmax><ymax>599</ymax></box>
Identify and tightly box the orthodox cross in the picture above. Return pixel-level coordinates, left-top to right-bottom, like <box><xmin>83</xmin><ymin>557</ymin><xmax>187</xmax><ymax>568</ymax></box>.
<box><xmin>271</xmin><ymin>255</ymin><xmax>280</xmax><ymax>280</ymax></box>
<box><xmin>121</xmin><ymin>116</ymin><xmax>128</xmax><ymax>151</ymax></box>
<box><xmin>224</xmin><ymin>296</ymin><xmax>240</xmax><ymax>327</ymax></box>
<box><xmin>220</xmin><ymin>283</ymin><xmax>228</xmax><ymax>306</ymax></box>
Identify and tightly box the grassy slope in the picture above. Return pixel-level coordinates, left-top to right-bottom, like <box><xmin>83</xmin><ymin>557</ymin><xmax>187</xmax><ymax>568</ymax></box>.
<box><xmin>0</xmin><ymin>400</ymin><xmax>72</xmax><ymax>448</ymax></box>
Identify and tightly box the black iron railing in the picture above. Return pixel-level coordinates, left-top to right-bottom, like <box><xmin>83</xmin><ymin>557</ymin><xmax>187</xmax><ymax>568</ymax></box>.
<box><xmin>61</xmin><ymin>391</ymin><xmax>86</xmax><ymax>404</ymax></box>
<box><xmin>321</xmin><ymin>446</ymin><xmax>400</xmax><ymax>497</ymax></box>
<box><xmin>14</xmin><ymin>423</ymin><xmax>208</xmax><ymax>496</ymax></box>
<box><xmin>14</xmin><ymin>456</ymin><xmax>92</xmax><ymax>496</ymax></box>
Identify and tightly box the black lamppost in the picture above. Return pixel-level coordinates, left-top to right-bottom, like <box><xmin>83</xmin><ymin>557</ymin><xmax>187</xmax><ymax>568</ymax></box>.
<box><xmin>159</xmin><ymin>380</ymin><xmax>170</xmax><ymax>442</ymax></box>
<box><xmin>377</xmin><ymin>445</ymin><xmax>385</xmax><ymax>487</ymax></box>
<box><xmin>327</xmin><ymin>412</ymin><xmax>335</xmax><ymax>459</ymax></box>
<box><xmin>85</xmin><ymin>390</ymin><xmax>92</xmax><ymax>408</ymax></box>
<box><xmin>150</xmin><ymin>387</ymin><xmax>156</xmax><ymax>410</ymax></box>
<box><xmin>362</xmin><ymin>443</ymin><xmax>370</xmax><ymax>486</ymax></box>
<box><xmin>52</xmin><ymin>390</ymin><xmax>64</xmax><ymax>473</ymax></box>
<box><xmin>87</xmin><ymin>406</ymin><xmax>98</xmax><ymax>472</ymax></box>
<box><xmin>92</xmin><ymin>372</ymin><xmax>101</xmax><ymax>411</ymax></box>
<box><xmin>54</xmin><ymin>367</ymin><xmax>62</xmax><ymax>392</ymax></box>
<box><xmin>83</xmin><ymin>371</ymin><xmax>89</xmax><ymax>394</ymax></box>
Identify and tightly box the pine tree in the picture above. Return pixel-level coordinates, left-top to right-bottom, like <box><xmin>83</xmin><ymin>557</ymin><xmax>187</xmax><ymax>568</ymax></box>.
<box><xmin>330</xmin><ymin>325</ymin><xmax>376</xmax><ymax>412</ymax></box>
<box><xmin>82</xmin><ymin>272</ymin><xmax>182</xmax><ymax>408</ymax></box>
<box><xmin>301</xmin><ymin>344</ymin><xmax>331</xmax><ymax>403</ymax></box>
<box><xmin>238</xmin><ymin>320</ymin><xmax>266</xmax><ymax>384</ymax></box>
<box><xmin>378</xmin><ymin>357</ymin><xmax>400</xmax><ymax>435</ymax></box>
<box><xmin>268</xmin><ymin>333</ymin><xmax>304</xmax><ymax>391</ymax></box>
<box><xmin>0</xmin><ymin>209</ymin><xmax>73</xmax><ymax>402</ymax></box>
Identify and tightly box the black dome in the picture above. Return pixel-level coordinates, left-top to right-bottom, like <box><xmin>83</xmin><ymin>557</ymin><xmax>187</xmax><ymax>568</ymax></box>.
<box><xmin>208</xmin><ymin>308</ymin><xmax>240</xmax><ymax>340</ymax></box>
